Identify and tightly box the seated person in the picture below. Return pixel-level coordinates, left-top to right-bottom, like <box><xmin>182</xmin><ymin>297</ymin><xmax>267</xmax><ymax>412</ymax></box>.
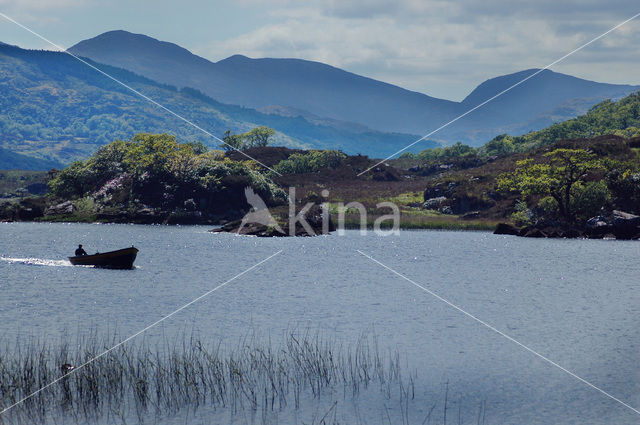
<box><xmin>75</xmin><ymin>244</ymin><xmax>88</xmax><ymax>256</ymax></box>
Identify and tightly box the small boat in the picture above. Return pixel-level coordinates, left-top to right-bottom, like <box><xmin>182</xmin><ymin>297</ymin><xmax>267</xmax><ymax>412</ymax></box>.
<box><xmin>69</xmin><ymin>247</ymin><xmax>138</xmax><ymax>269</ymax></box>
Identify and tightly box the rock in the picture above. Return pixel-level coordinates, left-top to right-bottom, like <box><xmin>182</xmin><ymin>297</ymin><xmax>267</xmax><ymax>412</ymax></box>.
<box><xmin>45</xmin><ymin>200</ymin><xmax>75</xmax><ymax>216</ymax></box>
<box><xmin>521</xmin><ymin>227</ymin><xmax>547</xmax><ymax>238</ymax></box>
<box><xmin>562</xmin><ymin>228</ymin><xmax>583</xmax><ymax>238</ymax></box>
<box><xmin>210</xmin><ymin>204</ymin><xmax>333</xmax><ymax>237</ymax></box>
<box><xmin>439</xmin><ymin>206</ymin><xmax>453</xmax><ymax>215</ymax></box>
<box><xmin>423</xmin><ymin>185</ymin><xmax>445</xmax><ymax>200</ymax></box>
<box><xmin>460</xmin><ymin>211</ymin><xmax>480</xmax><ymax>220</ymax></box>
<box><xmin>612</xmin><ymin>210</ymin><xmax>640</xmax><ymax>239</ymax></box>
<box><xmin>449</xmin><ymin>195</ymin><xmax>494</xmax><ymax>214</ymax></box>
<box><xmin>422</xmin><ymin>196</ymin><xmax>447</xmax><ymax>210</ymax></box>
<box><xmin>586</xmin><ymin>216</ymin><xmax>610</xmax><ymax>229</ymax></box>
<box><xmin>494</xmin><ymin>223</ymin><xmax>521</xmax><ymax>235</ymax></box>
<box><xmin>585</xmin><ymin>215</ymin><xmax>612</xmax><ymax>237</ymax></box>
<box><xmin>371</xmin><ymin>166</ymin><xmax>401</xmax><ymax>181</ymax></box>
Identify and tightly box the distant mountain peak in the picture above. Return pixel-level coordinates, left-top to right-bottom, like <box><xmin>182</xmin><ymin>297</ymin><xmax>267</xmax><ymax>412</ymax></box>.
<box><xmin>70</xmin><ymin>30</ymin><xmax>204</xmax><ymax>64</ymax></box>
<box><xmin>68</xmin><ymin>31</ymin><xmax>640</xmax><ymax>144</ymax></box>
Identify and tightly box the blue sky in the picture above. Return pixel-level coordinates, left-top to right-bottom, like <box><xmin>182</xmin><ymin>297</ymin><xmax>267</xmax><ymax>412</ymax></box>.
<box><xmin>1</xmin><ymin>0</ymin><xmax>639</xmax><ymax>101</ymax></box>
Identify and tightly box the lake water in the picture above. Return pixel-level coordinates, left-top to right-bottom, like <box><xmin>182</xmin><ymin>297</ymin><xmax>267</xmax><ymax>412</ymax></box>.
<box><xmin>0</xmin><ymin>222</ymin><xmax>638</xmax><ymax>424</ymax></box>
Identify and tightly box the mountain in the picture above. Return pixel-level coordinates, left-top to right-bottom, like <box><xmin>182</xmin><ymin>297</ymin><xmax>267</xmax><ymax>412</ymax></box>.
<box><xmin>0</xmin><ymin>147</ymin><xmax>62</xmax><ymax>170</ymax></box>
<box><xmin>68</xmin><ymin>31</ymin><xmax>460</xmax><ymax>136</ymax></box>
<box><xmin>0</xmin><ymin>43</ymin><xmax>431</xmax><ymax>168</ymax></box>
<box><xmin>69</xmin><ymin>30</ymin><xmax>640</xmax><ymax>145</ymax></box>
<box><xmin>454</xmin><ymin>68</ymin><xmax>640</xmax><ymax>138</ymax></box>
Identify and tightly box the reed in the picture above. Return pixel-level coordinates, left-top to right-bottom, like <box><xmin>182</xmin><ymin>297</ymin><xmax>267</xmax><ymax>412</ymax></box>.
<box><xmin>0</xmin><ymin>331</ymin><xmax>419</xmax><ymax>424</ymax></box>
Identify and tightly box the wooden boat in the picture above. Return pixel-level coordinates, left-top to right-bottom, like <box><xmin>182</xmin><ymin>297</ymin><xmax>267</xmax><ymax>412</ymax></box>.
<box><xmin>69</xmin><ymin>247</ymin><xmax>138</xmax><ymax>269</ymax></box>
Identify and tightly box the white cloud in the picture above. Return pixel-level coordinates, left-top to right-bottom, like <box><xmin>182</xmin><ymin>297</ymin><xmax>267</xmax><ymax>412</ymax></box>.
<box><xmin>197</xmin><ymin>2</ymin><xmax>640</xmax><ymax>100</ymax></box>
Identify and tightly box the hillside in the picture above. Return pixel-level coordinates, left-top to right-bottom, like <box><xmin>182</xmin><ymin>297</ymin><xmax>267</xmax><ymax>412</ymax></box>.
<box><xmin>0</xmin><ymin>147</ymin><xmax>62</xmax><ymax>170</ymax></box>
<box><xmin>0</xmin><ymin>43</ymin><xmax>427</xmax><ymax>168</ymax></box>
<box><xmin>69</xmin><ymin>30</ymin><xmax>640</xmax><ymax>145</ymax></box>
<box><xmin>483</xmin><ymin>91</ymin><xmax>640</xmax><ymax>153</ymax></box>
<box><xmin>69</xmin><ymin>31</ymin><xmax>459</xmax><ymax>136</ymax></box>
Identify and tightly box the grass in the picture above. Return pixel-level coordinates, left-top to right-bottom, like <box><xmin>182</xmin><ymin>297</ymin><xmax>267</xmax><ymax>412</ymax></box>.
<box><xmin>0</xmin><ymin>331</ymin><xmax>422</xmax><ymax>425</ymax></box>
<box><xmin>334</xmin><ymin>213</ymin><xmax>500</xmax><ymax>231</ymax></box>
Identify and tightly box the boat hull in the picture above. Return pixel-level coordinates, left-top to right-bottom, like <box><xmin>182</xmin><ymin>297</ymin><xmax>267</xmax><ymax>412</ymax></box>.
<box><xmin>69</xmin><ymin>247</ymin><xmax>138</xmax><ymax>269</ymax></box>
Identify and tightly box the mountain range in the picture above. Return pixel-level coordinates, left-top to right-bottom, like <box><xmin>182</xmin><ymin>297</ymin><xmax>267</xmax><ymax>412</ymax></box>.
<box><xmin>70</xmin><ymin>31</ymin><xmax>640</xmax><ymax>143</ymax></box>
<box><xmin>0</xmin><ymin>43</ymin><xmax>426</xmax><ymax>168</ymax></box>
<box><xmin>1</xmin><ymin>29</ymin><xmax>639</xmax><ymax>170</ymax></box>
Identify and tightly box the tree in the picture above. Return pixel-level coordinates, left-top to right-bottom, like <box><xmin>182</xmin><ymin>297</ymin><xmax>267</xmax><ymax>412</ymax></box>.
<box><xmin>243</xmin><ymin>126</ymin><xmax>275</xmax><ymax>148</ymax></box>
<box><xmin>220</xmin><ymin>127</ymin><xmax>275</xmax><ymax>151</ymax></box>
<box><xmin>498</xmin><ymin>148</ymin><xmax>601</xmax><ymax>222</ymax></box>
<box><xmin>220</xmin><ymin>130</ymin><xmax>243</xmax><ymax>151</ymax></box>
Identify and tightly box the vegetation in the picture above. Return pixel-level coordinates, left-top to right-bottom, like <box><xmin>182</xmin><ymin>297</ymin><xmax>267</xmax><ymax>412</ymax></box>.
<box><xmin>497</xmin><ymin>149</ymin><xmax>602</xmax><ymax>222</ymax></box>
<box><xmin>0</xmin><ymin>170</ymin><xmax>49</xmax><ymax>199</ymax></box>
<box><xmin>46</xmin><ymin>133</ymin><xmax>286</xmax><ymax>221</ymax></box>
<box><xmin>0</xmin><ymin>332</ymin><xmax>420</xmax><ymax>425</ymax></box>
<box><xmin>271</xmin><ymin>150</ymin><xmax>347</xmax><ymax>175</ymax></box>
<box><xmin>496</xmin><ymin>93</ymin><xmax>640</xmax><ymax>152</ymax></box>
<box><xmin>399</xmin><ymin>142</ymin><xmax>475</xmax><ymax>161</ymax></box>
<box><xmin>494</xmin><ymin>143</ymin><xmax>639</xmax><ymax>225</ymax></box>
<box><xmin>402</xmin><ymin>91</ymin><xmax>640</xmax><ymax>162</ymax></box>
<box><xmin>0</xmin><ymin>44</ymin><xmax>422</xmax><ymax>168</ymax></box>
<box><xmin>220</xmin><ymin>126</ymin><xmax>275</xmax><ymax>151</ymax></box>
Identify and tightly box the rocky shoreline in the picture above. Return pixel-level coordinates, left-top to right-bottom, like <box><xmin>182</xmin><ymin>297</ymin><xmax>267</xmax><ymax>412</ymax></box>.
<box><xmin>494</xmin><ymin>210</ymin><xmax>640</xmax><ymax>240</ymax></box>
<box><xmin>210</xmin><ymin>204</ymin><xmax>334</xmax><ymax>237</ymax></box>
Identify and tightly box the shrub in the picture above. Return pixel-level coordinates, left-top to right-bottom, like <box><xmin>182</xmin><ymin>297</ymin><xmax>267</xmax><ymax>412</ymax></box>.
<box><xmin>510</xmin><ymin>200</ymin><xmax>532</xmax><ymax>226</ymax></box>
<box><xmin>571</xmin><ymin>181</ymin><xmax>611</xmax><ymax>221</ymax></box>
<box><xmin>272</xmin><ymin>150</ymin><xmax>346</xmax><ymax>175</ymax></box>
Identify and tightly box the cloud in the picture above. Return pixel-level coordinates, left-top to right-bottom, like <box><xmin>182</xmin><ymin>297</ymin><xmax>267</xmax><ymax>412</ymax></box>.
<box><xmin>198</xmin><ymin>2</ymin><xmax>640</xmax><ymax>100</ymax></box>
<box><xmin>0</xmin><ymin>0</ymin><xmax>89</xmax><ymax>24</ymax></box>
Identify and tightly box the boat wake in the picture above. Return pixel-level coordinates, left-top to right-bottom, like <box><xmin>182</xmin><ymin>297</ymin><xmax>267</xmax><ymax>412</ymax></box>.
<box><xmin>0</xmin><ymin>257</ymin><xmax>73</xmax><ymax>267</ymax></box>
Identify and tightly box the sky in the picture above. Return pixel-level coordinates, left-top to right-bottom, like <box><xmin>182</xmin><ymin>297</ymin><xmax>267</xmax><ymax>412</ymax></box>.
<box><xmin>0</xmin><ymin>0</ymin><xmax>639</xmax><ymax>101</ymax></box>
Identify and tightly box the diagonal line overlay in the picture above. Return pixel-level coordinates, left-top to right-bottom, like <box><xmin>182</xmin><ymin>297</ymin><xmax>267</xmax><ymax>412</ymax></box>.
<box><xmin>358</xmin><ymin>11</ymin><xmax>640</xmax><ymax>176</ymax></box>
<box><xmin>0</xmin><ymin>249</ymin><xmax>283</xmax><ymax>416</ymax></box>
<box><xmin>356</xmin><ymin>249</ymin><xmax>640</xmax><ymax>416</ymax></box>
<box><xmin>0</xmin><ymin>11</ymin><xmax>281</xmax><ymax>176</ymax></box>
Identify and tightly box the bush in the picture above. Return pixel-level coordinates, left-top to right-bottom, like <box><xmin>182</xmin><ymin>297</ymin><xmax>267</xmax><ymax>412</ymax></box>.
<box><xmin>47</xmin><ymin>134</ymin><xmax>286</xmax><ymax>216</ymax></box>
<box><xmin>535</xmin><ymin>196</ymin><xmax>559</xmax><ymax>219</ymax></box>
<box><xmin>272</xmin><ymin>150</ymin><xmax>346</xmax><ymax>175</ymax></box>
<box><xmin>571</xmin><ymin>181</ymin><xmax>611</xmax><ymax>221</ymax></box>
<box><xmin>510</xmin><ymin>200</ymin><xmax>532</xmax><ymax>226</ymax></box>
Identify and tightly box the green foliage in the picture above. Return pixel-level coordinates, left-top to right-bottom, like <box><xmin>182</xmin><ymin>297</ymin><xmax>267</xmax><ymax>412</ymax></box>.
<box><xmin>535</xmin><ymin>196</ymin><xmax>559</xmax><ymax>218</ymax></box>
<box><xmin>404</xmin><ymin>142</ymin><xmax>476</xmax><ymax>160</ymax></box>
<box><xmin>486</xmin><ymin>92</ymin><xmax>640</xmax><ymax>152</ymax></box>
<box><xmin>271</xmin><ymin>150</ymin><xmax>347</xmax><ymax>175</ymax></box>
<box><xmin>498</xmin><ymin>148</ymin><xmax>601</xmax><ymax>222</ymax></box>
<box><xmin>244</xmin><ymin>126</ymin><xmax>275</xmax><ymax>148</ymax></box>
<box><xmin>0</xmin><ymin>45</ymin><xmax>425</xmax><ymax>164</ymax></box>
<box><xmin>47</xmin><ymin>161</ymin><xmax>91</xmax><ymax>199</ymax></box>
<box><xmin>606</xmin><ymin>169</ymin><xmax>640</xmax><ymax>213</ymax></box>
<box><xmin>570</xmin><ymin>181</ymin><xmax>611</xmax><ymax>221</ymax></box>
<box><xmin>510</xmin><ymin>200</ymin><xmax>532</xmax><ymax>226</ymax></box>
<box><xmin>221</xmin><ymin>130</ymin><xmax>244</xmax><ymax>151</ymax></box>
<box><xmin>220</xmin><ymin>127</ymin><xmax>275</xmax><ymax>151</ymax></box>
<box><xmin>479</xmin><ymin>134</ymin><xmax>516</xmax><ymax>157</ymax></box>
<box><xmin>48</xmin><ymin>133</ymin><xmax>286</xmax><ymax>216</ymax></box>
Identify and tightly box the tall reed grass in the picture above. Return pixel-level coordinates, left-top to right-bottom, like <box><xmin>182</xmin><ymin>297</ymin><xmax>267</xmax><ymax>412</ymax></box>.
<box><xmin>0</xmin><ymin>331</ymin><xmax>427</xmax><ymax>424</ymax></box>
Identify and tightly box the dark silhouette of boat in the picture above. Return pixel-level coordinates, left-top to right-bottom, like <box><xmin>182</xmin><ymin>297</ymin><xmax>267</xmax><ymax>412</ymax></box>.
<box><xmin>69</xmin><ymin>247</ymin><xmax>138</xmax><ymax>269</ymax></box>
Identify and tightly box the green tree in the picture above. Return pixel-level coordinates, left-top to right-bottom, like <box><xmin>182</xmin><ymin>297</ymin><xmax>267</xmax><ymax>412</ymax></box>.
<box><xmin>220</xmin><ymin>127</ymin><xmax>275</xmax><ymax>151</ymax></box>
<box><xmin>498</xmin><ymin>148</ymin><xmax>602</xmax><ymax>222</ymax></box>
<box><xmin>220</xmin><ymin>130</ymin><xmax>243</xmax><ymax>151</ymax></box>
<box><xmin>244</xmin><ymin>126</ymin><xmax>275</xmax><ymax>148</ymax></box>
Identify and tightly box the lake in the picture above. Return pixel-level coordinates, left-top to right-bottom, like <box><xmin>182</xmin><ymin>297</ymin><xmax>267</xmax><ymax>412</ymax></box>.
<box><xmin>0</xmin><ymin>222</ymin><xmax>638</xmax><ymax>424</ymax></box>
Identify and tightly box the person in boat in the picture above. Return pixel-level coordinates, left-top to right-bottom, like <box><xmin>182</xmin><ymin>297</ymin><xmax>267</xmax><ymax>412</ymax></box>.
<box><xmin>75</xmin><ymin>244</ymin><xmax>88</xmax><ymax>256</ymax></box>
